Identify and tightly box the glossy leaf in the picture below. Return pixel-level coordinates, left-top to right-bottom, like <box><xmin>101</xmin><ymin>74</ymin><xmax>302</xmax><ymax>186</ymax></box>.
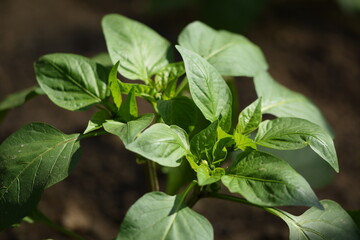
<box><xmin>176</xmin><ymin>46</ymin><xmax>232</xmax><ymax>129</ymax></box>
<box><xmin>277</xmin><ymin>200</ymin><xmax>360</xmax><ymax>239</ymax></box>
<box><xmin>83</xmin><ymin>109</ymin><xmax>111</xmax><ymax>134</ymax></box>
<box><xmin>254</xmin><ymin>71</ymin><xmax>331</xmax><ymax>132</ymax></box>
<box><xmin>255</xmin><ymin>117</ymin><xmax>338</xmax><ymax>172</ymax></box>
<box><xmin>236</xmin><ymin>98</ymin><xmax>262</xmax><ymax>135</ymax></box>
<box><xmin>35</xmin><ymin>53</ymin><xmax>109</xmax><ymax>111</ymax></box>
<box><xmin>117</xmin><ymin>192</ymin><xmax>213</xmax><ymax>240</ymax></box>
<box><xmin>178</xmin><ymin>21</ymin><xmax>268</xmax><ymax>76</ymax></box>
<box><xmin>0</xmin><ymin>86</ymin><xmax>44</xmax><ymax>122</ymax></box>
<box><xmin>102</xmin><ymin>14</ymin><xmax>171</xmax><ymax>81</ymax></box>
<box><xmin>221</xmin><ymin>150</ymin><xmax>321</xmax><ymax>208</ymax></box>
<box><xmin>103</xmin><ymin>114</ymin><xmax>154</xmax><ymax>146</ymax></box>
<box><xmin>0</xmin><ymin>123</ymin><xmax>80</xmax><ymax>229</ymax></box>
<box><xmin>126</xmin><ymin>123</ymin><xmax>189</xmax><ymax>167</ymax></box>
<box><xmin>233</xmin><ymin>132</ymin><xmax>256</xmax><ymax>151</ymax></box>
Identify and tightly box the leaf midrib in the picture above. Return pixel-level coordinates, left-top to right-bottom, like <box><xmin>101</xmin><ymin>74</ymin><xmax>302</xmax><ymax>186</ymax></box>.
<box><xmin>47</xmin><ymin>61</ymin><xmax>101</xmax><ymax>102</ymax></box>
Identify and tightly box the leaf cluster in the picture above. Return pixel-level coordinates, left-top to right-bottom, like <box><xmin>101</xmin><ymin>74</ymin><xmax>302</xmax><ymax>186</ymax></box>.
<box><xmin>0</xmin><ymin>14</ymin><xmax>359</xmax><ymax>240</ymax></box>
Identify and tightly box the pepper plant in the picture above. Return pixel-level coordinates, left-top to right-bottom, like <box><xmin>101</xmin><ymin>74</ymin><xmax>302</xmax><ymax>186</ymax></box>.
<box><xmin>0</xmin><ymin>14</ymin><xmax>359</xmax><ymax>240</ymax></box>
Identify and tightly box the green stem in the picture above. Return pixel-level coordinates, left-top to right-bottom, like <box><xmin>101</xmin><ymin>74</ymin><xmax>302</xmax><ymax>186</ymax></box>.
<box><xmin>31</xmin><ymin>209</ymin><xmax>86</xmax><ymax>240</ymax></box>
<box><xmin>78</xmin><ymin>130</ymin><xmax>108</xmax><ymax>140</ymax></box>
<box><xmin>175</xmin><ymin>77</ymin><xmax>188</xmax><ymax>96</ymax></box>
<box><xmin>146</xmin><ymin>160</ymin><xmax>159</xmax><ymax>191</ymax></box>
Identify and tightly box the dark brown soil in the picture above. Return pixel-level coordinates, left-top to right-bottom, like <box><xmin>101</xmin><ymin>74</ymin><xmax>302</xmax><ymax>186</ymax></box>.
<box><xmin>1</xmin><ymin>0</ymin><xmax>359</xmax><ymax>239</ymax></box>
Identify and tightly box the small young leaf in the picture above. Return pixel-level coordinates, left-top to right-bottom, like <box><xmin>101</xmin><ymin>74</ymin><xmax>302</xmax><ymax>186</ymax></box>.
<box><xmin>197</xmin><ymin>163</ymin><xmax>224</xmax><ymax>186</ymax></box>
<box><xmin>176</xmin><ymin>46</ymin><xmax>232</xmax><ymax>130</ymax></box>
<box><xmin>233</xmin><ymin>132</ymin><xmax>256</xmax><ymax>151</ymax></box>
<box><xmin>236</xmin><ymin>98</ymin><xmax>262</xmax><ymax>135</ymax></box>
<box><xmin>178</xmin><ymin>21</ymin><xmax>268</xmax><ymax>77</ymax></box>
<box><xmin>190</xmin><ymin>121</ymin><xmax>218</xmax><ymax>163</ymax></box>
<box><xmin>154</xmin><ymin>62</ymin><xmax>185</xmax><ymax>94</ymax></box>
<box><xmin>108</xmin><ymin>62</ymin><xmax>122</xmax><ymax>110</ymax></box>
<box><xmin>103</xmin><ymin>114</ymin><xmax>154</xmax><ymax>146</ymax></box>
<box><xmin>126</xmin><ymin>123</ymin><xmax>189</xmax><ymax>167</ymax></box>
<box><xmin>277</xmin><ymin>200</ymin><xmax>360</xmax><ymax>240</ymax></box>
<box><xmin>102</xmin><ymin>14</ymin><xmax>171</xmax><ymax>81</ymax></box>
<box><xmin>221</xmin><ymin>149</ymin><xmax>321</xmax><ymax>208</ymax></box>
<box><xmin>119</xmin><ymin>88</ymin><xmax>138</xmax><ymax>122</ymax></box>
<box><xmin>255</xmin><ymin>117</ymin><xmax>338</xmax><ymax>172</ymax></box>
<box><xmin>0</xmin><ymin>123</ymin><xmax>80</xmax><ymax>230</ymax></box>
<box><xmin>117</xmin><ymin>192</ymin><xmax>213</xmax><ymax>240</ymax></box>
<box><xmin>35</xmin><ymin>53</ymin><xmax>109</xmax><ymax>111</ymax></box>
<box><xmin>254</xmin><ymin>71</ymin><xmax>331</xmax><ymax>133</ymax></box>
<box><xmin>0</xmin><ymin>86</ymin><xmax>44</xmax><ymax>122</ymax></box>
<box><xmin>83</xmin><ymin>109</ymin><xmax>111</xmax><ymax>134</ymax></box>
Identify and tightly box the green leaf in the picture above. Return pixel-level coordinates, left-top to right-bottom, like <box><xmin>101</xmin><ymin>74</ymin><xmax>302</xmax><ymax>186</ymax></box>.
<box><xmin>34</xmin><ymin>53</ymin><xmax>109</xmax><ymax>111</ymax></box>
<box><xmin>236</xmin><ymin>98</ymin><xmax>262</xmax><ymax>135</ymax></box>
<box><xmin>83</xmin><ymin>109</ymin><xmax>111</xmax><ymax>134</ymax></box>
<box><xmin>178</xmin><ymin>21</ymin><xmax>268</xmax><ymax>77</ymax></box>
<box><xmin>212</xmin><ymin>137</ymin><xmax>234</xmax><ymax>165</ymax></box>
<box><xmin>176</xmin><ymin>46</ymin><xmax>232</xmax><ymax>130</ymax></box>
<box><xmin>117</xmin><ymin>192</ymin><xmax>213</xmax><ymax>240</ymax></box>
<box><xmin>276</xmin><ymin>200</ymin><xmax>360</xmax><ymax>239</ymax></box>
<box><xmin>103</xmin><ymin>114</ymin><xmax>154</xmax><ymax>146</ymax></box>
<box><xmin>259</xmin><ymin>147</ymin><xmax>334</xmax><ymax>189</ymax></box>
<box><xmin>254</xmin><ymin>71</ymin><xmax>331</xmax><ymax>132</ymax></box>
<box><xmin>119</xmin><ymin>88</ymin><xmax>138</xmax><ymax>122</ymax></box>
<box><xmin>154</xmin><ymin>62</ymin><xmax>185</xmax><ymax>96</ymax></box>
<box><xmin>91</xmin><ymin>52</ymin><xmax>113</xmax><ymax>68</ymax></box>
<box><xmin>108</xmin><ymin>62</ymin><xmax>122</xmax><ymax>110</ymax></box>
<box><xmin>0</xmin><ymin>86</ymin><xmax>44</xmax><ymax>122</ymax></box>
<box><xmin>255</xmin><ymin>117</ymin><xmax>338</xmax><ymax>172</ymax></box>
<box><xmin>158</xmin><ymin>96</ymin><xmax>198</xmax><ymax>134</ymax></box>
<box><xmin>164</xmin><ymin>160</ymin><xmax>196</xmax><ymax>195</ymax></box>
<box><xmin>102</xmin><ymin>14</ymin><xmax>171</xmax><ymax>81</ymax></box>
<box><xmin>190</xmin><ymin>121</ymin><xmax>218</xmax><ymax>163</ymax></box>
<box><xmin>233</xmin><ymin>132</ymin><xmax>256</xmax><ymax>151</ymax></box>
<box><xmin>197</xmin><ymin>163</ymin><xmax>224</xmax><ymax>186</ymax></box>
<box><xmin>221</xmin><ymin>149</ymin><xmax>321</xmax><ymax>208</ymax></box>
<box><xmin>0</xmin><ymin>123</ymin><xmax>80</xmax><ymax>229</ymax></box>
<box><xmin>126</xmin><ymin>123</ymin><xmax>189</xmax><ymax>167</ymax></box>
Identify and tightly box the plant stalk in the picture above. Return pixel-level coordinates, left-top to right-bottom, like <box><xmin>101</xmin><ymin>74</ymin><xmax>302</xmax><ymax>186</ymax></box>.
<box><xmin>146</xmin><ymin>160</ymin><xmax>159</xmax><ymax>191</ymax></box>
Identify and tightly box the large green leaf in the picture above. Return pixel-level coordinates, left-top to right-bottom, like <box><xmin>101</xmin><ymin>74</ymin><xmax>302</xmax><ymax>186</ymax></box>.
<box><xmin>0</xmin><ymin>86</ymin><xmax>44</xmax><ymax>122</ymax></box>
<box><xmin>34</xmin><ymin>53</ymin><xmax>109</xmax><ymax>111</ymax></box>
<box><xmin>117</xmin><ymin>192</ymin><xmax>213</xmax><ymax>240</ymax></box>
<box><xmin>102</xmin><ymin>14</ymin><xmax>171</xmax><ymax>81</ymax></box>
<box><xmin>176</xmin><ymin>46</ymin><xmax>232</xmax><ymax>130</ymax></box>
<box><xmin>221</xmin><ymin>150</ymin><xmax>321</xmax><ymax>208</ymax></box>
<box><xmin>0</xmin><ymin>123</ymin><xmax>80</xmax><ymax>230</ymax></box>
<box><xmin>275</xmin><ymin>200</ymin><xmax>360</xmax><ymax>239</ymax></box>
<box><xmin>254</xmin><ymin>71</ymin><xmax>330</xmax><ymax>132</ymax></box>
<box><xmin>103</xmin><ymin>114</ymin><xmax>154</xmax><ymax>146</ymax></box>
<box><xmin>178</xmin><ymin>21</ymin><xmax>268</xmax><ymax>77</ymax></box>
<box><xmin>126</xmin><ymin>123</ymin><xmax>189</xmax><ymax>167</ymax></box>
<box><xmin>255</xmin><ymin>117</ymin><xmax>338</xmax><ymax>172</ymax></box>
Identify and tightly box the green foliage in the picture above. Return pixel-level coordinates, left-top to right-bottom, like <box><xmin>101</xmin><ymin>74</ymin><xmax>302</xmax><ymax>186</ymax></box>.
<box><xmin>0</xmin><ymin>13</ymin><xmax>358</xmax><ymax>240</ymax></box>
<box><xmin>0</xmin><ymin>123</ymin><xmax>80</xmax><ymax>230</ymax></box>
<box><xmin>117</xmin><ymin>191</ymin><xmax>213</xmax><ymax>240</ymax></box>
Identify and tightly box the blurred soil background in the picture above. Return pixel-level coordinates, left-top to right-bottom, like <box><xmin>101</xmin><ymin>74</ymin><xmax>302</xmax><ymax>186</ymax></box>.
<box><xmin>0</xmin><ymin>0</ymin><xmax>360</xmax><ymax>239</ymax></box>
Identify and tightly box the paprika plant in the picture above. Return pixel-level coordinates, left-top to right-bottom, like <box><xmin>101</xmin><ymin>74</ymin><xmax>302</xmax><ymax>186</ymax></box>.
<box><xmin>1</xmin><ymin>14</ymin><xmax>359</xmax><ymax>239</ymax></box>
